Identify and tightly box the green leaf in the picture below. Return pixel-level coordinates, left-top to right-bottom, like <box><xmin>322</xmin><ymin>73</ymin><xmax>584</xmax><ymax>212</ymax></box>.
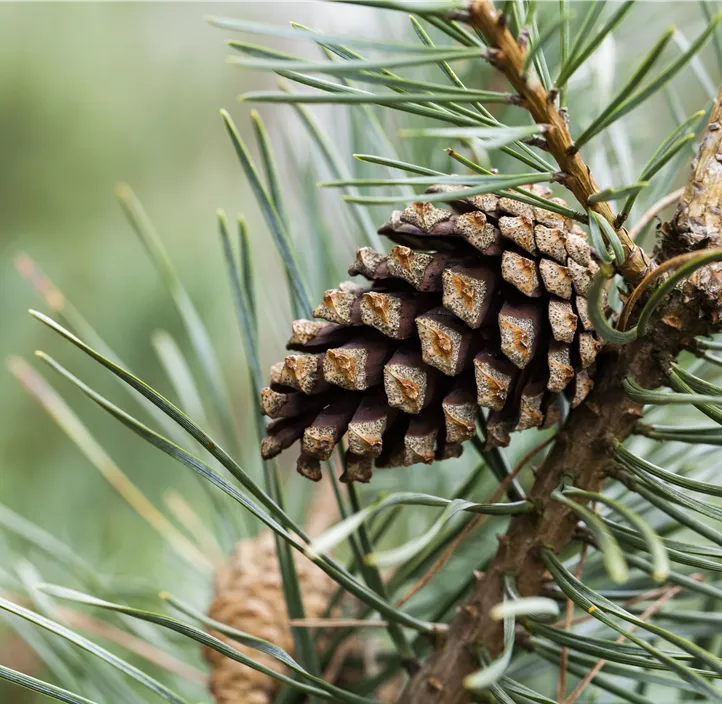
<box><xmin>500</xmin><ymin>678</ymin><xmax>556</xmax><ymax>704</ymax></box>
<box><xmin>29</xmin><ymin>311</ymin><xmax>305</xmax><ymax>537</ymax></box>
<box><xmin>31</xmin><ymin>351</ymin><xmax>433</xmax><ymax>633</ymax></box>
<box><xmin>237</xmin><ymin>216</ymin><xmax>256</xmax><ymax>326</ymax></box>
<box><xmin>588</xmin><ymin>183</ymin><xmax>648</xmax><ymax>204</ymax></box>
<box><xmin>445</xmin><ymin>148</ymin><xmax>587</xmax><ymax>221</ymax></box>
<box><xmin>626</xmin><ymin>553</ymin><xmax>722</xmax><ymax>602</ymax></box>
<box><xmin>365</xmin><ymin>504</ymin><xmax>459</xmax><ymax>569</ymax></box>
<box><xmin>630</xmin><ymin>476</ymin><xmax>722</xmax><ymax>547</ymax></box>
<box><xmin>623</xmin><ymin>453</ymin><xmax>722</xmax><ymax>525</ymax></box>
<box><xmin>0</xmin><ymin>502</ymin><xmax>91</xmax><ymax>576</ymax></box>
<box><xmin>464</xmin><ymin>582</ymin><xmax>515</xmax><ymax>692</ymax></box>
<box><xmin>702</xmin><ymin>1</ymin><xmax>722</xmax><ymax>72</ymax></box>
<box><xmin>34</xmin><ymin>349</ymin><xmax>297</xmax><ymax>539</ymax></box>
<box><xmin>667</xmin><ymin>367</ymin><xmax>722</xmax><ymax>426</ymax></box>
<box><xmin>575</xmin><ymin>26</ymin><xmax>675</xmax><ymax>148</ymax></box>
<box><xmin>556</xmin><ymin>1</ymin><xmax>636</xmax><ymax>86</ymax></box>
<box><xmin>623</xmin><ymin>377</ymin><xmax>722</xmax><ymax>406</ymax></box>
<box><xmin>398</xmin><ymin>124</ymin><xmax>548</xmax><ymax>149</ymax></box>
<box><xmin>409</xmin><ymin>15</ymin><xmax>466</xmax><ymax>88</ymax></box>
<box><xmin>587</xmin><ymin>211</ymin><xmax>614</xmax><ymax>263</ymax></box>
<box><xmin>235</xmin><ymin>26</ymin><xmax>553</xmax><ymax>174</ymax></box>
<box><xmin>342</xmin><ymin>171</ymin><xmax>554</xmax><ymax>205</ymax></box>
<box><xmin>563</xmin><ymin>0</ymin><xmax>607</xmax><ymax>81</ymax></box>
<box><xmin>636</xmin><ymin>248</ymin><xmax>722</xmax><ymax>336</ymax></box>
<box><xmin>115</xmin><ymin>184</ymin><xmax>238</xmax><ymax>453</ymax></box>
<box><xmin>208</xmin><ymin>15</ymin><xmax>468</xmax><ymax>53</ymax></box>
<box><xmin>38</xmin><ymin>586</ymin><xmax>378</xmax><ymax>704</ymax></box>
<box><xmin>535</xmin><ymin>641</ymin><xmax>707</xmax><ymax>698</ymax></box>
<box><xmin>620</xmin><ymin>134</ymin><xmax>696</xmax><ymax>220</ymax></box>
<box><xmin>490</xmin><ymin>597</ymin><xmax>559</xmax><ymax>622</ymax></box>
<box><xmin>559</xmin><ymin>0</ymin><xmax>571</xmax><ymax>107</ymax></box>
<box><xmin>615</xmin><ymin>443</ymin><xmax>722</xmax><ymax>497</ymax></box>
<box><xmin>340</xmin><ymin>481</ymin><xmax>416</xmax><ymax>665</ymax></box>
<box><xmin>563</xmin><ymin>488</ymin><xmax>669</xmax><ymax>581</ymax></box>
<box><xmin>217</xmin><ymin>211</ymin><xmax>263</xmax><ymax>395</ymax></box>
<box><xmin>309</xmin><ymin>492</ymin><xmax>531</xmax><ymax>557</ymax></box>
<box><xmin>589</xmin><ymin>12</ymin><xmax>722</xmax><ymax>138</ymax></box>
<box><xmin>229</xmin><ymin>47</ymin><xmax>483</xmax><ymax>75</ymax></box>
<box><xmin>670</xmin><ymin>363</ymin><xmax>722</xmax><ymax>397</ymax></box>
<box><xmin>0</xmin><ymin>595</ymin><xmax>187</xmax><ymax>704</ymax></box>
<box><xmin>6</xmin><ymin>356</ymin><xmax>211</xmax><ymax>572</ymax></box>
<box><xmin>354</xmin><ymin>153</ymin><xmax>443</xmax><ymax>176</ymax></box>
<box><xmin>586</xmin><ymin>266</ymin><xmax>638</xmax><ymax>344</ymax></box>
<box><xmin>526</xmin><ymin>9</ymin><xmax>554</xmax><ymax>91</ymax></box>
<box><xmin>233</xmin><ymin>53</ymin><xmax>487</xmax><ymax>130</ymax></box>
<box><xmin>426</xmin><ymin>13</ymin><xmax>482</xmax><ymax>47</ymax></box>
<box><xmin>534</xmin><ymin>644</ymin><xmax>660</xmax><ymax>704</ymax></box>
<box><xmin>591</xmin><ymin>211</ymin><xmax>625</xmax><ymax>264</ymax></box>
<box><xmin>531</xmin><ymin>626</ymin><xmax>695</xmax><ymax>670</ymax></box>
<box><xmin>278</xmin><ymin>84</ymin><xmax>382</xmax><ymax>251</ymax></box>
<box><xmin>151</xmin><ymin>330</ymin><xmax>210</xmax><ymax>429</ymax></box>
<box><xmin>331</xmin><ymin>0</ymin><xmax>468</xmax><ymax>14</ymax></box>
<box><xmin>0</xmin><ymin>663</ymin><xmax>98</xmax><ymax>704</ymax></box>
<box><xmin>700</xmin><ymin>336</ymin><xmax>722</xmax><ymax>349</ymax></box>
<box><xmin>543</xmin><ymin>550</ymin><xmax>722</xmax><ymax>699</ymax></box>
<box><xmin>474</xmin><ymin>439</ymin><xmax>527</xmax><ymax>503</ymax></box>
<box><xmin>604</xmin><ymin>518</ymin><xmax>722</xmax><ymax>572</ymax></box>
<box><xmin>673</xmin><ymin>27</ymin><xmax>717</xmax><ymax>99</ymax></box>
<box><xmin>551</xmin><ymin>489</ymin><xmax>629</xmax><ymax>583</ymax></box>
<box><xmin>240</xmin><ymin>89</ymin><xmax>508</xmax><ymax>106</ymax></box>
<box><xmin>250</xmin><ymin>110</ymin><xmax>290</xmax><ymax>231</ymax></box>
<box><xmin>0</xmin><ymin>619</ymin><xmax>87</xmax><ymax>697</ymax></box>
<box><xmin>280</xmin><ymin>62</ymin><xmax>508</xmax><ymax>99</ymax></box>
<box><xmin>221</xmin><ymin>110</ymin><xmax>312</xmax><ymax>317</ymax></box>
<box><xmin>522</xmin><ymin>11</ymin><xmax>574</xmax><ymax>76</ymax></box>
<box><xmin>14</xmin><ymin>254</ymin><xmax>191</xmax><ymax>450</ymax></box>
<box><xmin>322</xmin><ymin>172</ymin><xmax>548</xmax><ymax>187</ymax></box>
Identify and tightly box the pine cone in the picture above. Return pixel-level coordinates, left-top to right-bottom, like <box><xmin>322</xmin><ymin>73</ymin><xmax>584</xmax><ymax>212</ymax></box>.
<box><xmin>205</xmin><ymin>532</ymin><xmax>336</xmax><ymax>704</ymax></box>
<box><xmin>260</xmin><ymin>184</ymin><xmax>602</xmax><ymax>481</ymax></box>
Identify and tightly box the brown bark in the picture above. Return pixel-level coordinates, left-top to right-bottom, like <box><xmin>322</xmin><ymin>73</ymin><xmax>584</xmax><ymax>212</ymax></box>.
<box><xmin>670</xmin><ymin>94</ymin><xmax>722</xmax><ymax>253</ymax></box>
<box><xmin>468</xmin><ymin>0</ymin><xmax>650</xmax><ymax>284</ymax></box>
<box><xmin>396</xmin><ymin>62</ymin><xmax>722</xmax><ymax>704</ymax></box>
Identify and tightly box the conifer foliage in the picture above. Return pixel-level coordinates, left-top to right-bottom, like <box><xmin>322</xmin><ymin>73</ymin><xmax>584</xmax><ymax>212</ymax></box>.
<box><xmin>5</xmin><ymin>2</ymin><xmax>722</xmax><ymax>704</ymax></box>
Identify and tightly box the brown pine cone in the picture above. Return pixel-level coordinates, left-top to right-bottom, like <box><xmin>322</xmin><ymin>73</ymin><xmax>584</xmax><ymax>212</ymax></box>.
<box><xmin>205</xmin><ymin>532</ymin><xmax>336</xmax><ymax>704</ymax></box>
<box><xmin>259</xmin><ymin>184</ymin><xmax>602</xmax><ymax>482</ymax></box>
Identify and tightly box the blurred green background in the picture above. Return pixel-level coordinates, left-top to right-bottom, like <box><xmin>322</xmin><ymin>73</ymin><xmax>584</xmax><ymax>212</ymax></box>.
<box><xmin>1</xmin><ymin>2</ymin><xmax>720</xmax><ymax>701</ymax></box>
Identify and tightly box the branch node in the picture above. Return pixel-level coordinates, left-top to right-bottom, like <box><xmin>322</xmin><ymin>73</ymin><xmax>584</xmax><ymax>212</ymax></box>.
<box><xmin>517</xmin><ymin>29</ymin><xmax>530</xmax><ymax>51</ymax></box>
<box><xmin>427</xmin><ymin>677</ymin><xmax>444</xmax><ymax>693</ymax></box>
<box><xmin>485</xmin><ymin>47</ymin><xmax>502</xmax><ymax>65</ymax></box>
<box><xmin>461</xmin><ymin>604</ymin><xmax>479</xmax><ymax>619</ymax></box>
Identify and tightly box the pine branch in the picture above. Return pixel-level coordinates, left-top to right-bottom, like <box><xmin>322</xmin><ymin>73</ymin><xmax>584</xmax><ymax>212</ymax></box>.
<box><xmin>669</xmin><ymin>91</ymin><xmax>722</xmax><ymax>253</ymax></box>
<box><xmin>463</xmin><ymin>0</ymin><xmax>650</xmax><ymax>284</ymax></box>
<box><xmin>397</xmin><ymin>85</ymin><xmax>722</xmax><ymax>704</ymax></box>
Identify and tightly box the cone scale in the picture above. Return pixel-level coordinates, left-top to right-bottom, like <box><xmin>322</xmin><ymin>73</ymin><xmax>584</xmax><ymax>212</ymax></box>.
<box><xmin>260</xmin><ymin>185</ymin><xmax>602</xmax><ymax>482</ymax></box>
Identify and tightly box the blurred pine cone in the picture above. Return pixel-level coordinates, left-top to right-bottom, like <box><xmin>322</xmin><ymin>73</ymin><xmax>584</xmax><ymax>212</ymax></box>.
<box><xmin>260</xmin><ymin>184</ymin><xmax>602</xmax><ymax>482</ymax></box>
<box><xmin>205</xmin><ymin>532</ymin><xmax>335</xmax><ymax>704</ymax></box>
